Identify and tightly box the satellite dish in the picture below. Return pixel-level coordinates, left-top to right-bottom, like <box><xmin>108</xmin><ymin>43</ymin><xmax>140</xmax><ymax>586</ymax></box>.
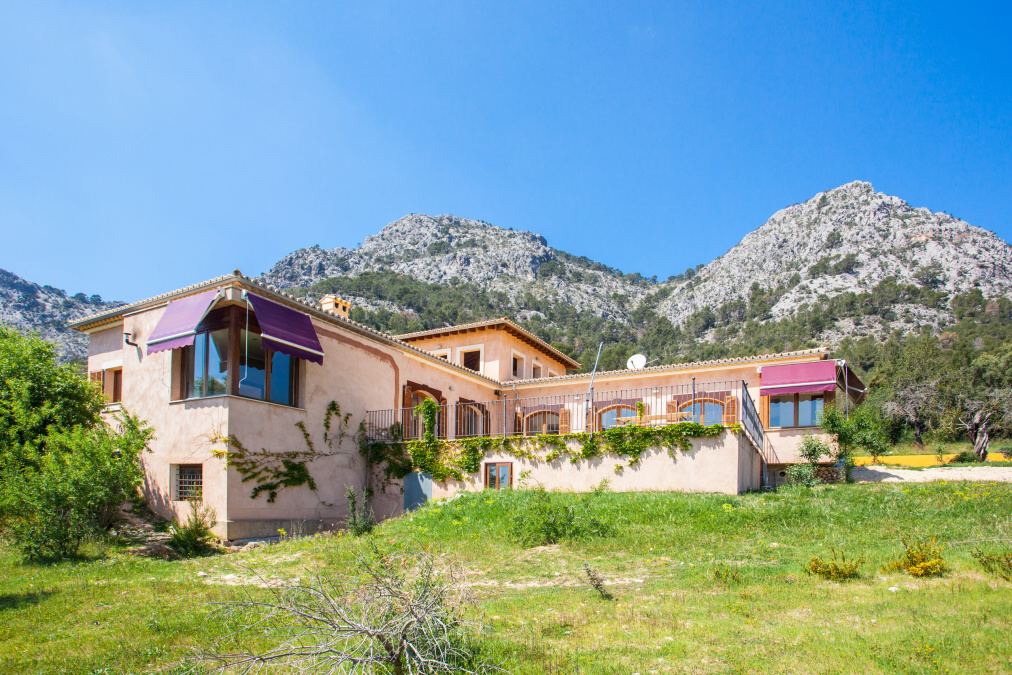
<box><xmin>626</xmin><ymin>353</ymin><xmax>647</xmax><ymax>370</ymax></box>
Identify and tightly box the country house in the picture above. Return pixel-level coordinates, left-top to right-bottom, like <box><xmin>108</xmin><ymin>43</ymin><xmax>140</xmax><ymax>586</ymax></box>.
<box><xmin>70</xmin><ymin>271</ymin><xmax>865</xmax><ymax>539</ymax></box>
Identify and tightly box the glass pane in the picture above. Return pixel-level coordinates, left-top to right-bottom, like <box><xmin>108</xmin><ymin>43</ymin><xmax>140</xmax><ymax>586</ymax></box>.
<box><xmin>704</xmin><ymin>402</ymin><xmax>723</xmax><ymax>425</ymax></box>
<box><xmin>798</xmin><ymin>395</ymin><xmax>824</xmax><ymax>427</ymax></box>
<box><xmin>269</xmin><ymin>352</ymin><xmax>295</xmax><ymax>406</ymax></box>
<box><xmin>205</xmin><ymin>329</ymin><xmax>230</xmax><ymax>396</ymax></box>
<box><xmin>487</xmin><ymin>465</ymin><xmax>496</xmax><ymax>488</ymax></box>
<box><xmin>238</xmin><ymin>330</ymin><xmax>267</xmax><ymax>400</ymax></box>
<box><xmin>769</xmin><ymin>396</ymin><xmax>795</xmax><ymax>427</ymax></box>
<box><xmin>190</xmin><ymin>337</ymin><xmax>207</xmax><ymax>398</ymax></box>
<box><xmin>497</xmin><ymin>465</ymin><xmax>509</xmax><ymax>488</ymax></box>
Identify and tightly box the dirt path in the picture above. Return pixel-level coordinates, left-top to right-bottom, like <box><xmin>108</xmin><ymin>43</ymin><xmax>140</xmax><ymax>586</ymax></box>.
<box><xmin>851</xmin><ymin>465</ymin><xmax>1012</xmax><ymax>483</ymax></box>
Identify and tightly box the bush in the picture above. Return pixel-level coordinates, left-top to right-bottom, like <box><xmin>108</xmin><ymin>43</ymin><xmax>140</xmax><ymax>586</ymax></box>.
<box><xmin>971</xmin><ymin>547</ymin><xmax>1012</xmax><ymax>581</ymax></box>
<box><xmin>885</xmin><ymin>538</ymin><xmax>948</xmax><ymax>577</ymax></box>
<box><xmin>168</xmin><ymin>499</ymin><xmax>218</xmax><ymax>557</ymax></box>
<box><xmin>784</xmin><ymin>463</ymin><xmax>820</xmax><ymax>488</ymax></box>
<box><xmin>508</xmin><ymin>488</ymin><xmax>611</xmax><ymax>547</ymax></box>
<box><xmin>2</xmin><ymin>415</ymin><xmax>151</xmax><ymax>561</ymax></box>
<box><xmin>798</xmin><ymin>436</ymin><xmax>831</xmax><ymax>465</ymax></box>
<box><xmin>346</xmin><ymin>487</ymin><xmax>375</xmax><ymax>536</ymax></box>
<box><xmin>949</xmin><ymin>450</ymin><xmax>978</xmax><ymax>464</ymax></box>
<box><xmin>807</xmin><ymin>549</ymin><xmax>864</xmax><ymax>581</ymax></box>
<box><xmin>712</xmin><ymin>564</ymin><xmax>742</xmax><ymax>586</ymax></box>
<box><xmin>204</xmin><ymin>545</ymin><xmax>487</xmax><ymax>672</ymax></box>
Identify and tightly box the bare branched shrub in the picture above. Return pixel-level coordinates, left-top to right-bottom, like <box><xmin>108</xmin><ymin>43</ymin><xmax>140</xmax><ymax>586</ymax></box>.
<box><xmin>582</xmin><ymin>562</ymin><xmax>614</xmax><ymax>601</ymax></box>
<box><xmin>203</xmin><ymin>544</ymin><xmax>491</xmax><ymax>673</ymax></box>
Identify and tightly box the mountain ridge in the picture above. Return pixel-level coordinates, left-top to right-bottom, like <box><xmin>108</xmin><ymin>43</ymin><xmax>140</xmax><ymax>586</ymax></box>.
<box><xmin>3</xmin><ymin>181</ymin><xmax>1010</xmax><ymax>365</ymax></box>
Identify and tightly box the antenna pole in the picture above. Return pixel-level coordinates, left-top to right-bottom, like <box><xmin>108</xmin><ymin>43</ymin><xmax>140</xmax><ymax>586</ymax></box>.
<box><xmin>586</xmin><ymin>341</ymin><xmax>604</xmax><ymax>432</ymax></box>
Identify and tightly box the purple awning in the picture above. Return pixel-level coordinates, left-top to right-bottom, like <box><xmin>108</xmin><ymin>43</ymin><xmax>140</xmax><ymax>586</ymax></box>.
<box><xmin>760</xmin><ymin>361</ymin><xmax>838</xmax><ymax>396</ymax></box>
<box><xmin>146</xmin><ymin>289</ymin><xmax>221</xmax><ymax>355</ymax></box>
<box><xmin>246</xmin><ymin>293</ymin><xmax>324</xmax><ymax>365</ymax></box>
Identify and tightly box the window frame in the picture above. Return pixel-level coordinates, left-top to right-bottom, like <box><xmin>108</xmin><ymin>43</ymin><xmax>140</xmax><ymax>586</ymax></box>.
<box><xmin>768</xmin><ymin>393</ymin><xmax>826</xmax><ymax>429</ymax></box>
<box><xmin>511</xmin><ymin>350</ymin><xmax>526</xmax><ymax>379</ymax></box>
<box><xmin>454</xmin><ymin>344</ymin><xmax>484</xmax><ymax>374</ymax></box>
<box><xmin>173</xmin><ymin>463</ymin><xmax>204</xmax><ymax>501</ymax></box>
<box><xmin>524</xmin><ymin>410</ymin><xmax>560</xmax><ymax>436</ymax></box>
<box><xmin>484</xmin><ymin>462</ymin><xmax>512</xmax><ymax>490</ymax></box>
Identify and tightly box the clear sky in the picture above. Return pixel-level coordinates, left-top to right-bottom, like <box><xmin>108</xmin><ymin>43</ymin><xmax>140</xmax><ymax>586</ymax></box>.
<box><xmin>1</xmin><ymin>1</ymin><xmax>1010</xmax><ymax>301</ymax></box>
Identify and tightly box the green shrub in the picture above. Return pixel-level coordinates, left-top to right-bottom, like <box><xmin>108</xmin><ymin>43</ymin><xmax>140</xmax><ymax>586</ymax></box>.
<box><xmin>784</xmin><ymin>463</ymin><xmax>820</xmax><ymax>488</ymax></box>
<box><xmin>168</xmin><ymin>499</ymin><xmax>218</xmax><ymax>557</ymax></box>
<box><xmin>1000</xmin><ymin>446</ymin><xmax>1012</xmax><ymax>460</ymax></box>
<box><xmin>807</xmin><ymin>549</ymin><xmax>864</xmax><ymax>581</ymax></box>
<box><xmin>2</xmin><ymin>416</ymin><xmax>151</xmax><ymax>561</ymax></box>
<box><xmin>885</xmin><ymin>538</ymin><xmax>948</xmax><ymax>577</ymax></box>
<box><xmin>712</xmin><ymin>564</ymin><xmax>742</xmax><ymax>586</ymax></box>
<box><xmin>508</xmin><ymin>488</ymin><xmax>611</xmax><ymax>547</ymax></box>
<box><xmin>798</xmin><ymin>436</ymin><xmax>831</xmax><ymax>465</ymax></box>
<box><xmin>949</xmin><ymin>450</ymin><xmax>978</xmax><ymax>464</ymax></box>
<box><xmin>346</xmin><ymin>487</ymin><xmax>375</xmax><ymax>536</ymax></box>
<box><xmin>971</xmin><ymin>547</ymin><xmax>1012</xmax><ymax>581</ymax></box>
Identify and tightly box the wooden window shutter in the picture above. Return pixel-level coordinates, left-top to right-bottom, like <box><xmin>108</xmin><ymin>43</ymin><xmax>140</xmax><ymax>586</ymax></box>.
<box><xmin>759</xmin><ymin>395</ymin><xmax>770</xmax><ymax>428</ymax></box>
<box><xmin>559</xmin><ymin>408</ymin><xmax>571</xmax><ymax>434</ymax></box>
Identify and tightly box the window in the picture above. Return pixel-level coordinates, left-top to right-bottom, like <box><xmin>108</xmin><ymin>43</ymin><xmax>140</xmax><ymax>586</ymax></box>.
<box><xmin>432</xmin><ymin>349</ymin><xmax>450</xmax><ymax>361</ymax></box>
<box><xmin>485</xmin><ymin>462</ymin><xmax>512</xmax><ymax>489</ymax></box>
<box><xmin>769</xmin><ymin>394</ymin><xmax>825</xmax><ymax>428</ymax></box>
<box><xmin>524</xmin><ymin>411</ymin><xmax>559</xmax><ymax>435</ymax></box>
<box><xmin>457</xmin><ymin>402</ymin><xmax>486</xmax><ymax>437</ymax></box>
<box><xmin>185</xmin><ymin>328</ymin><xmax>230</xmax><ymax>398</ymax></box>
<box><xmin>174</xmin><ymin>464</ymin><xmax>203</xmax><ymax>501</ymax></box>
<box><xmin>90</xmin><ymin>367</ymin><xmax>123</xmax><ymax>404</ymax></box>
<box><xmin>599</xmin><ymin>405</ymin><xmax>637</xmax><ymax>429</ymax></box>
<box><xmin>462</xmin><ymin>349</ymin><xmax>481</xmax><ymax>371</ymax></box>
<box><xmin>681</xmin><ymin>400</ymin><xmax>725</xmax><ymax>426</ymax></box>
<box><xmin>798</xmin><ymin>394</ymin><xmax>825</xmax><ymax>427</ymax></box>
<box><xmin>512</xmin><ymin>354</ymin><xmax>525</xmax><ymax>379</ymax></box>
<box><xmin>532</xmin><ymin>363</ymin><xmax>543</xmax><ymax>378</ymax></box>
<box><xmin>237</xmin><ymin>329</ymin><xmax>298</xmax><ymax>406</ymax></box>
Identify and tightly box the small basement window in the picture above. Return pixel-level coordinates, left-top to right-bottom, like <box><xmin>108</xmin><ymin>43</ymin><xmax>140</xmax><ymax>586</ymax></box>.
<box><xmin>485</xmin><ymin>462</ymin><xmax>512</xmax><ymax>490</ymax></box>
<box><xmin>173</xmin><ymin>464</ymin><xmax>203</xmax><ymax>501</ymax></box>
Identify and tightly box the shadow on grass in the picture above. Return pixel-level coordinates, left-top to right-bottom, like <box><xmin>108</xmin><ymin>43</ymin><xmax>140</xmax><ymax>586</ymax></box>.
<box><xmin>0</xmin><ymin>590</ymin><xmax>55</xmax><ymax>611</ymax></box>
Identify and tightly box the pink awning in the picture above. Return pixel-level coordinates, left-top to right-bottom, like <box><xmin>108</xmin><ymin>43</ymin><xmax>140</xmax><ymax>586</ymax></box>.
<box><xmin>246</xmin><ymin>293</ymin><xmax>324</xmax><ymax>365</ymax></box>
<box><xmin>760</xmin><ymin>361</ymin><xmax>838</xmax><ymax>396</ymax></box>
<box><xmin>146</xmin><ymin>289</ymin><xmax>221</xmax><ymax>355</ymax></box>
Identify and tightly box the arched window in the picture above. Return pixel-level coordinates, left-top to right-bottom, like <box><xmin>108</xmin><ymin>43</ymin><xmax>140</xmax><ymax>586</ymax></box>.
<box><xmin>680</xmin><ymin>400</ymin><xmax>725</xmax><ymax>426</ymax></box>
<box><xmin>598</xmin><ymin>404</ymin><xmax>638</xmax><ymax>430</ymax></box>
<box><xmin>408</xmin><ymin>391</ymin><xmax>441</xmax><ymax>438</ymax></box>
<box><xmin>458</xmin><ymin>403</ymin><xmax>486</xmax><ymax>437</ymax></box>
<box><xmin>524</xmin><ymin>411</ymin><xmax>560</xmax><ymax>435</ymax></box>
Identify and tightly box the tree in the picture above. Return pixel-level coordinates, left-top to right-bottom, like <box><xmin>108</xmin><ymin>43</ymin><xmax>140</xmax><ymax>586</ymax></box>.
<box><xmin>0</xmin><ymin>326</ymin><xmax>102</xmax><ymax>466</ymax></box>
<box><xmin>822</xmin><ymin>404</ymin><xmax>889</xmax><ymax>464</ymax></box>
<box><xmin>957</xmin><ymin>390</ymin><xmax>1012</xmax><ymax>461</ymax></box>
<box><xmin>1</xmin><ymin>413</ymin><xmax>152</xmax><ymax>560</ymax></box>
<box><xmin>0</xmin><ymin>326</ymin><xmax>152</xmax><ymax>560</ymax></box>
<box><xmin>881</xmin><ymin>382</ymin><xmax>942</xmax><ymax>447</ymax></box>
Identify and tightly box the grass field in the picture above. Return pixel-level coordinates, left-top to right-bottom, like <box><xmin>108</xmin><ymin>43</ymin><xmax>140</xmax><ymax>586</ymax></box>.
<box><xmin>2</xmin><ymin>482</ymin><xmax>1011</xmax><ymax>673</ymax></box>
<box><xmin>854</xmin><ymin>439</ymin><xmax>1012</xmax><ymax>457</ymax></box>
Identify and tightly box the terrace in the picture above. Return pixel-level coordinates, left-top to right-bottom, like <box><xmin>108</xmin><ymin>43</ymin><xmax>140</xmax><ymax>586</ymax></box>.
<box><xmin>366</xmin><ymin>379</ymin><xmax>773</xmax><ymax>461</ymax></box>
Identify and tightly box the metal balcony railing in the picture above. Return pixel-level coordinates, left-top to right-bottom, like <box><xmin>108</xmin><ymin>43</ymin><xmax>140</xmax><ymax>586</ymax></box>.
<box><xmin>366</xmin><ymin>380</ymin><xmax>766</xmax><ymax>451</ymax></box>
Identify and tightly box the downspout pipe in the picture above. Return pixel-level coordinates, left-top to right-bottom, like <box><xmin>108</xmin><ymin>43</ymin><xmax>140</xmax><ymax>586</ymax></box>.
<box><xmin>586</xmin><ymin>341</ymin><xmax>604</xmax><ymax>432</ymax></box>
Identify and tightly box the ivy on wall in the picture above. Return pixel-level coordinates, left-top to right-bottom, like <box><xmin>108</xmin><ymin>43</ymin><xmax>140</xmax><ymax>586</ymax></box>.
<box><xmin>364</xmin><ymin>397</ymin><xmax>735</xmax><ymax>483</ymax></box>
<box><xmin>212</xmin><ymin>401</ymin><xmax>356</xmax><ymax>503</ymax></box>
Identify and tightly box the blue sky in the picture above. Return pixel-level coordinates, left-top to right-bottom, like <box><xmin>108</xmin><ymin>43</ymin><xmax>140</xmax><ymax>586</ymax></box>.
<box><xmin>1</xmin><ymin>1</ymin><xmax>1010</xmax><ymax>301</ymax></box>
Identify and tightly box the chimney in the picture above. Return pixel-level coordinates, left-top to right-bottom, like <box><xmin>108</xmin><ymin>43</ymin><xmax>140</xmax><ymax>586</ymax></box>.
<box><xmin>320</xmin><ymin>294</ymin><xmax>352</xmax><ymax>319</ymax></box>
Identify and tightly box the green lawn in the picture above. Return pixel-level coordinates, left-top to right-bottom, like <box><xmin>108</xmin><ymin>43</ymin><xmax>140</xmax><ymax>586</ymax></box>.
<box><xmin>855</xmin><ymin>439</ymin><xmax>1012</xmax><ymax>457</ymax></box>
<box><xmin>2</xmin><ymin>483</ymin><xmax>1011</xmax><ymax>673</ymax></box>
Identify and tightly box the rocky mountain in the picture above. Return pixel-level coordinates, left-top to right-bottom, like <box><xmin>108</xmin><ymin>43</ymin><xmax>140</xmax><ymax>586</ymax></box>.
<box><xmin>655</xmin><ymin>181</ymin><xmax>1012</xmax><ymax>340</ymax></box>
<box><xmin>0</xmin><ymin>268</ymin><xmax>121</xmax><ymax>361</ymax></box>
<box><xmin>262</xmin><ymin>214</ymin><xmax>652</xmax><ymax>323</ymax></box>
<box><xmin>262</xmin><ymin>182</ymin><xmax>1011</xmax><ymax>344</ymax></box>
<box><xmin>3</xmin><ymin>181</ymin><xmax>1010</xmax><ymax>367</ymax></box>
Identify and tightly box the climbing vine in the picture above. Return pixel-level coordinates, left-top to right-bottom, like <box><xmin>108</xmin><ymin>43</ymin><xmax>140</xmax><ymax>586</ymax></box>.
<box><xmin>363</xmin><ymin>403</ymin><xmax>733</xmax><ymax>482</ymax></box>
<box><xmin>212</xmin><ymin>401</ymin><xmax>354</xmax><ymax>503</ymax></box>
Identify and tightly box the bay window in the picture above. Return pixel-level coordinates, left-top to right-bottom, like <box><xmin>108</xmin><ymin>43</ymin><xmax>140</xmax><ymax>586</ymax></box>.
<box><xmin>177</xmin><ymin>307</ymin><xmax>300</xmax><ymax>407</ymax></box>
